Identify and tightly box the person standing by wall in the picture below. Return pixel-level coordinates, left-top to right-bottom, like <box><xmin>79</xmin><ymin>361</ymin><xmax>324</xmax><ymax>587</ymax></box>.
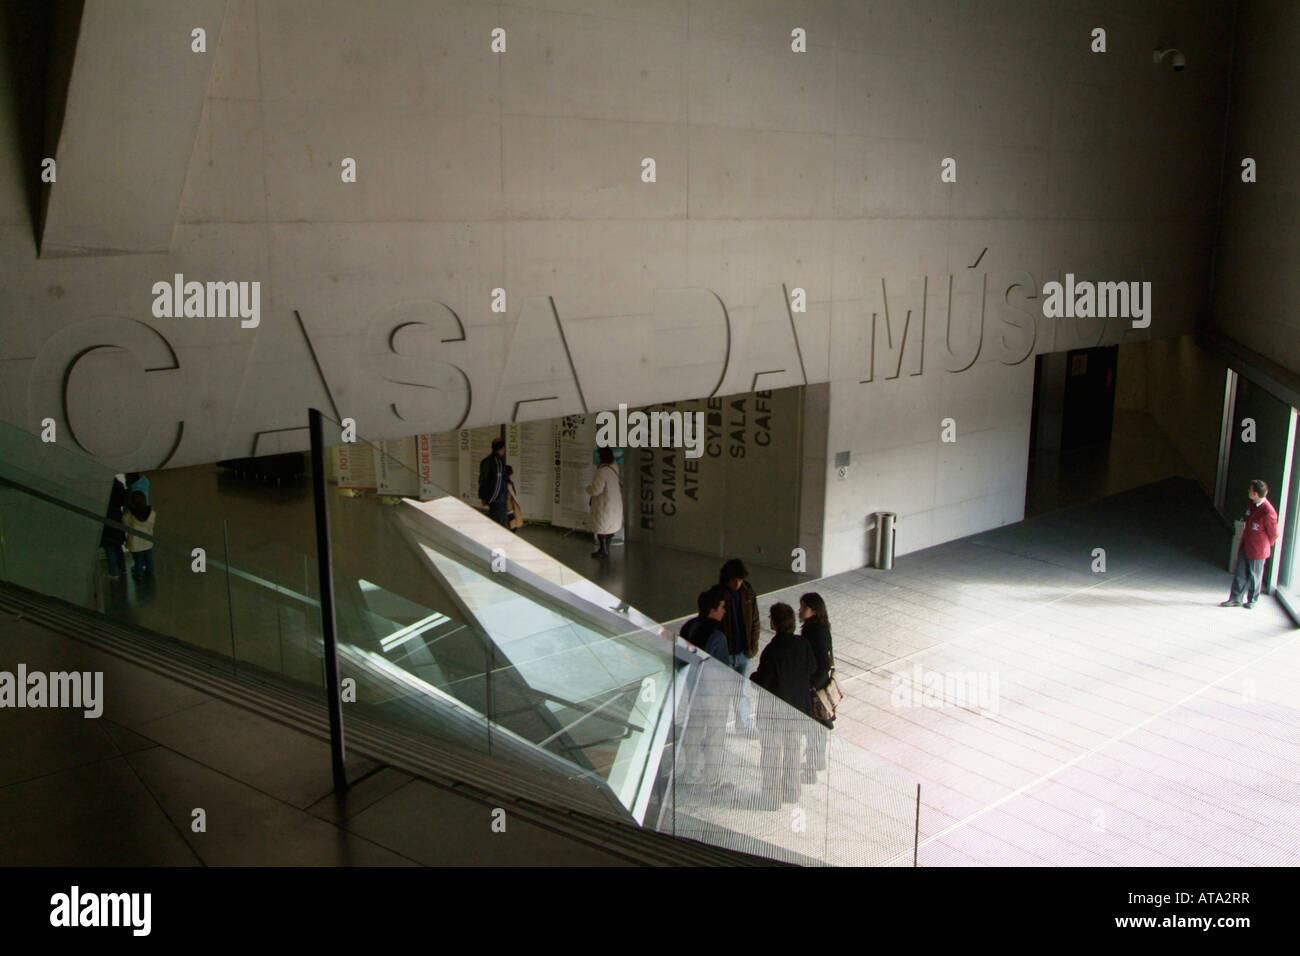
<box><xmin>125</xmin><ymin>472</ymin><xmax>150</xmax><ymax>506</ymax></box>
<box><xmin>505</xmin><ymin>464</ymin><xmax>523</xmax><ymax>531</ymax></box>
<box><xmin>100</xmin><ymin>475</ymin><xmax>128</xmax><ymax>578</ymax></box>
<box><xmin>719</xmin><ymin>558</ymin><xmax>760</xmax><ymax>735</ymax></box>
<box><xmin>678</xmin><ymin>586</ymin><xmax>732</xmax><ymax>792</ymax></box>
<box><xmin>478</xmin><ymin>437</ymin><xmax>510</xmax><ymax>528</ymax></box>
<box><xmin>585</xmin><ymin>447</ymin><xmax>623</xmax><ymax>558</ymax></box>
<box><xmin>750</xmin><ymin>602</ymin><xmax>816</xmax><ymax>810</ymax></box>
<box><xmin>799</xmin><ymin>592</ymin><xmax>834</xmax><ymax>782</ymax></box>
<box><xmin>1222</xmin><ymin>478</ymin><xmax>1280</xmax><ymax>609</ymax></box>
<box><xmin>123</xmin><ymin>490</ymin><xmax>156</xmax><ymax>579</ymax></box>
<box><xmin>680</xmin><ymin>586</ymin><xmax>731</xmax><ymax>661</ymax></box>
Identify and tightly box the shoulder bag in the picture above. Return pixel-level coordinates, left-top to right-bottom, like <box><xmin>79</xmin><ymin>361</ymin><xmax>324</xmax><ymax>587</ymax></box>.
<box><xmin>811</xmin><ymin>652</ymin><xmax>844</xmax><ymax>724</ymax></box>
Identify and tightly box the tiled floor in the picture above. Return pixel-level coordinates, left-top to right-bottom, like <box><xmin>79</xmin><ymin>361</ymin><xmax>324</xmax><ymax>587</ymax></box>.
<box><xmin>754</xmin><ymin>477</ymin><xmax>1300</xmax><ymax>865</ymax></box>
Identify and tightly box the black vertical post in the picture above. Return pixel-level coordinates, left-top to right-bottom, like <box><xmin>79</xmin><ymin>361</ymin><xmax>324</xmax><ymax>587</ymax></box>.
<box><xmin>913</xmin><ymin>783</ymin><xmax>921</xmax><ymax>867</ymax></box>
<box><xmin>309</xmin><ymin>408</ymin><xmax>348</xmax><ymax>791</ymax></box>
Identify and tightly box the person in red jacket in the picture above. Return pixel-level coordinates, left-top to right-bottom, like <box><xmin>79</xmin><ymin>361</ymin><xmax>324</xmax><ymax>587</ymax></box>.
<box><xmin>1222</xmin><ymin>479</ymin><xmax>1280</xmax><ymax>609</ymax></box>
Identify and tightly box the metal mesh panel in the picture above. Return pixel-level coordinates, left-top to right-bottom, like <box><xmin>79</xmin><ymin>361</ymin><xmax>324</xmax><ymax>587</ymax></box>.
<box><xmin>656</xmin><ymin>647</ymin><xmax>916</xmax><ymax>865</ymax></box>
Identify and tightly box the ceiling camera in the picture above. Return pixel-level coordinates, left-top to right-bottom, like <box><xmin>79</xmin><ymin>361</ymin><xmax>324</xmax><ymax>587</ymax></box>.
<box><xmin>1153</xmin><ymin>48</ymin><xmax>1186</xmax><ymax>72</ymax></box>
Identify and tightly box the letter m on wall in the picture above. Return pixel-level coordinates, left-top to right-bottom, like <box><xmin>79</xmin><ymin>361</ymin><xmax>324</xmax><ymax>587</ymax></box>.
<box><xmin>861</xmin><ymin>276</ymin><xmax>925</xmax><ymax>382</ymax></box>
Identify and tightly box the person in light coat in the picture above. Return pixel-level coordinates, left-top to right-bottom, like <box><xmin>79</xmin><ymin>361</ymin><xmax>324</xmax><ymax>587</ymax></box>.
<box><xmin>122</xmin><ymin>490</ymin><xmax>156</xmax><ymax>578</ymax></box>
<box><xmin>585</xmin><ymin>447</ymin><xmax>623</xmax><ymax>558</ymax></box>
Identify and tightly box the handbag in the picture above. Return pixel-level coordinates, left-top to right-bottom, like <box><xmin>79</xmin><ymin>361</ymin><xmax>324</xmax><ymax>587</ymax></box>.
<box><xmin>811</xmin><ymin>652</ymin><xmax>844</xmax><ymax>723</ymax></box>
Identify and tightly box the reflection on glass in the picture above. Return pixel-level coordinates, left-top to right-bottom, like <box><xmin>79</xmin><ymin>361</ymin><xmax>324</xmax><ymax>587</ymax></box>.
<box><xmin>0</xmin><ymin>408</ymin><xmax>921</xmax><ymax>864</ymax></box>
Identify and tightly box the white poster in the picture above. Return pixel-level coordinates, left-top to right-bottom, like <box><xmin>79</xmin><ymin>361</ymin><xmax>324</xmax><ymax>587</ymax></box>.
<box><xmin>507</xmin><ymin>420</ymin><xmax>555</xmax><ymax>525</ymax></box>
<box><xmin>376</xmin><ymin>437</ymin><xmax>419</xmax><ymax>496</ymax></box>
<box><xmin>335</xmin><ymin>441</ymin><xmax>376</xmax><ymax>489</ymax></box>
<box><xmin>416</xmin><ymin>431</ymin><xmax>459</xmax><ymax>500</ymax></box>
<box><xmin>553</xmin><ymin>414</ymin><xmax>597</xmax><ymax>531</ymax></box>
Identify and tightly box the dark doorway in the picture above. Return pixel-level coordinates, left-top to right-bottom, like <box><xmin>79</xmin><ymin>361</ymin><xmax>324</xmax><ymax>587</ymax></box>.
<box><xmin>1026</xmin><ymin>345</ymin><xmax>1142</xmax><ymax>518</ymax></box>
<box><xmin>1060</xmin><ymin>346</ymin><xmax>1118</xmax><ymax>450</ymax></box>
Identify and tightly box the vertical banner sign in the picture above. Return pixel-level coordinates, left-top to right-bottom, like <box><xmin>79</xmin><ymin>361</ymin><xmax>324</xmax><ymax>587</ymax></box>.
<box><xmin>626</xmin><ymin>387</ymin><xmax>799</xmax><ymax>564</ymax></box>
<box><xmin>458</xmin><ymin>426</ymin><xmax>502</xmax><ymax>506</ymax></box>
<box><xmin>417</xmin><ymin>431</ymin><xmax>460</xmax><ymax>500</ymax></box>
<box><xmin>507</xmin><ymin>420</ymin><xmax>556</xmax><ymax>524</ymax></box>
<box><xmin>336</xmin><ymin>441</ymin><xmax>377</xmax><ymax>489</ymax></box>
<box><xmin>720</xmin><ymin>389</ymin><xmax>788</xmax><ymax>559</ymax></box>
<box><xmin>553</xmin><ymin>414</ymin><xmax>597</xmax><ymax>531</ymax></box>
<box><xmin>376</xmin><ymin>437</ymin><xmax>419</xmax><ymax>496</ymax></box>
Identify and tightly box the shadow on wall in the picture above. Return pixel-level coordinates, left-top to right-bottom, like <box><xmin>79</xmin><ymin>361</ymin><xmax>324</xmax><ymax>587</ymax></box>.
<box><xmin>1</xmin><ymin>0</ymin><xmax>82</xmax><ymax>250</ymax></box>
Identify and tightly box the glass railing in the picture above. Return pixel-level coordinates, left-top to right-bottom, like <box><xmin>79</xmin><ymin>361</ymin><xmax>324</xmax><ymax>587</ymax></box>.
<box><xmin>0</xmin><ymin>414</ymin><xmax>920</xmax><ymax>864</ymax></box>
<box><xmin>316</xmin><ymin>413</ymin><xmax>675</xmax><ymax>813</ymax></box>
<box><xmin>0</xmin><ymin>421</ymin><xmax>632</xmax><ymax>817</ymax></box>
<box><xmin>657</xmin><ymin>646</ymin><xmax>918</xmax><ymax>865</ymax></box>
<box><xmin>316</xmin><ymin>414</ymin><xmax>919</xmax><ymax>864</ymax></box>
<box><xmin>0</xmin><ymin>436</ymin><xmax>320</xmax><ymax>690</ymax></box>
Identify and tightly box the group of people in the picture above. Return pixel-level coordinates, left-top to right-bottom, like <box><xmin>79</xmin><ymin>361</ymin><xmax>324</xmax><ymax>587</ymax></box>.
<box><xmin>477</xmin><ymin>439</ymin><xmax>624</xmax><ymax>558</ymax></box>
<box><xmin>679</xmin><ymin>559</ymin><xmax>837</xmax><ymax>810</ymax></box>
<box><xmin>100</xmin><ymin>472</ymin><xmax>156</xmax><ymax>580</ymax></box>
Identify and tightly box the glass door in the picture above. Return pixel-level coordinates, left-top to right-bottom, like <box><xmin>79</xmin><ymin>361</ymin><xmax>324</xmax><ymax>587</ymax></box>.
<box><xmin>1222</xmin><ymin>375</ymin><xmax>1293</xmax><ymax>591</ymax></box>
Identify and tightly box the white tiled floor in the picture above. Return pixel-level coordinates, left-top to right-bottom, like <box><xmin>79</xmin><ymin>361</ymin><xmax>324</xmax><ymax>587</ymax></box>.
<box><xmin>760</xmin><ymin>478</ymin><xmax>1300</xmax><ymax>865</ymax></box>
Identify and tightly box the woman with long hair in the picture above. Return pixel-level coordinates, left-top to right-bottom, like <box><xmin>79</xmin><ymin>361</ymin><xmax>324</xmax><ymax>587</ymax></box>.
<box><xmin>799</xmin><ymin>591</ymin><xmax>834</xmax><ymax>781</ymax></box>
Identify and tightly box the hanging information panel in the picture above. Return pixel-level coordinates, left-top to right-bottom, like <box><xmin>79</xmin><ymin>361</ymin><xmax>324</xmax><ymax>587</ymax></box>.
<box><xmin>507</xmin><ymin>419</ymin><xmax>556</xmax><ymax>524</ymax></box>
<box><xmin>417</xmin><ymin>431</ymin><xmax>460</xmax><ymax>500</ymax></box>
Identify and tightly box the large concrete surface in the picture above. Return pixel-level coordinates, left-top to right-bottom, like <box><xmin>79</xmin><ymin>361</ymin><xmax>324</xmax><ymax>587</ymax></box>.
<box><xmin>0</xmin><ymin>1</ymin><xmax>1236</xmax><ymax>577</ymax></box>
<box><xmin>1212</xmin><ymin>0</ymin><xmax>1300</xmax><ymax>378</ymax></box>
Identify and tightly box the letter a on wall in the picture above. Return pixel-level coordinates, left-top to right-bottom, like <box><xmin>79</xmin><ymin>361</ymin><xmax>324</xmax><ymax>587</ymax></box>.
<box><xmin>490</xmin><ymin>296</ymin><xmax>586</xmax><ymax>423</ymax></box>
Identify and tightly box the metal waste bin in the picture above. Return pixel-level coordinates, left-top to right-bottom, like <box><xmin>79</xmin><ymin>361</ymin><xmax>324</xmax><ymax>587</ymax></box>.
<box><xmin>873</xmin><ymin>511</ymin><xmax>897</xmax><ymax>570</ymax></box>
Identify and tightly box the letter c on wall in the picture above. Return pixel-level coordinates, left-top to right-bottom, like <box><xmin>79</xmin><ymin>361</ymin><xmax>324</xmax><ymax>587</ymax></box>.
<box><xmin>27</xmin><ymin>317</ymin><xmax>183</xmax><ymax>471</ymax></box>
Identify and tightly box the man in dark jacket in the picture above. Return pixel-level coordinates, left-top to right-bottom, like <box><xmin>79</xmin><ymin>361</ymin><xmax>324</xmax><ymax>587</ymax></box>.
<box><xmin>100</xmin><ymin>476</ymin><xmax>128</xmax><ymax>578</ymax></box>
<box><xmin>680</xmin><ymin>586</ymin><xmax>730</xmax><ymax>661</ymax></box>
<box><xmin>1222</xmin><ymin>478</ymin><xmax>1280</xmax><ymax>609</ymax></box>
<box><xmin>478</xmin><ymin>437</ymin><xmax>509</xmax><ymax>527</ymax></box>
<box><xmin>719</xmin><ymin>558</ymin><xmax>760</xmax><ymax>734</ymax></box>
<box><xmin>678</xmin><ymin>587</ymin><xmax>732</xmax><ymax>791</ymax></box>
<box><xmin>750</xmin><ymin>602</ymin><xmax>816</xmax><ymax>809</ymax></box>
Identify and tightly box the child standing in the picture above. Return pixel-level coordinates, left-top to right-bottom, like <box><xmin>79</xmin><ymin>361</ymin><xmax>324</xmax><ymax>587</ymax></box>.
<box><xmin>123</xmin><ymin>490</ymin><xmax>156</xmax><ymax>578</ymax></box>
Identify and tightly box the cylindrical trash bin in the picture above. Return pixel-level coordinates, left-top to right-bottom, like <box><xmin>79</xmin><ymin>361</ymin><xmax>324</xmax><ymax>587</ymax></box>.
<box><xmin>1230</xmin><ymin>519</ymin><xmax>1245</xmax><ymax>572</ymax></box>
<box><xmin>873</xmin><ymin>512</ymin><xmax>897</xmax><ymax>570</ymax></box>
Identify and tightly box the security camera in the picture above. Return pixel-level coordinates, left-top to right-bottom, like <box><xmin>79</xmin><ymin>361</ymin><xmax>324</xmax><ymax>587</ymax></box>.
<box><xmin>1153</xmin><ymin>48</ymin><xmax>1186</xmax><ymax>72</ymax></box>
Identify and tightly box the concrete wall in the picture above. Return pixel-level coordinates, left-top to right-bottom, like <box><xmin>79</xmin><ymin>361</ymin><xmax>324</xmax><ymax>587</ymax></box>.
<box><xmin>1117</xmin><ymin>334</ymin><xmax>1227</xmax><ymax>496</ymax></box>
<box><xmin>1212</xmin><ymin>0</ymin><xmax>1300</xmax><ymax>375</ymax></box>
<box><xmin>821</xmin><ymin>342</ymin><xmax>1035</xmax><ymax>572</ymax></box>
<box><xmin>0</xmin><ymin>0</ymin><xmax>1236</xmax><ymax>577</ymax></box>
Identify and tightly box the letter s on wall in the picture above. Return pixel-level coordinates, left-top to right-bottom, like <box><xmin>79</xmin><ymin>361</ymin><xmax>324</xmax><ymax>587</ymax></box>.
<box><xmin>999</xmin><ymin>271</ymin><xmax>1039</xmax><ymax>365</ymax></box>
